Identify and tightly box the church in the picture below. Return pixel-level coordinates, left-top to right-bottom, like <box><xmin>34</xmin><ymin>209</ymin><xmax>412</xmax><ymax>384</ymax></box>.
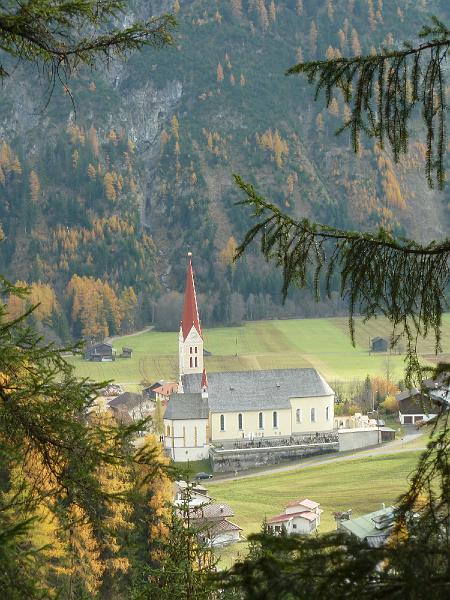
<box><xmin>164</xmin><ymin>254</ymin><xmax>336</xmax><ymax>462</ymax></box>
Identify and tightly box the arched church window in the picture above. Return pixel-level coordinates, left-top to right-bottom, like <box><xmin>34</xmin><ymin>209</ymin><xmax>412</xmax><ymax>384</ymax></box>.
<box><xmin>220</xmin><ymin>414</ymin><xmax>225</xmax><ymax>431</ymax></box>
<box><xmin>326</xmin><ymin>406</ymin><xmax>330</xmax><ymax>421</ymax></box>
<box><xmin>194</xmin><ymin>426</ymin><xmax>198</xmax><ymax>447</ymax></box>
<box><xmin>190</xmin><ymin>346</ymin><xmax>193</xmax><ymax>354</ymax></box>
<box><xmin>190</xmin><ymin>357</ymin><xmax>193</xmax><ymax>368</ymax></box>
<box><xmin>296</xmin><ymin>408</ymin><xmax>302</xmax><ymax>423</ymax></box>
<box><xmin>258</xmin><ymin>412</ymin><xmax>263</xmax><ymax>429</ymax></box>
<box><xmin>238</xmin><ymin>413</ymin><xmax>243</xmax><ymax>430</ymax></box>
<box><xmin>194</xmin><ymin>357</ymin><xmax>198</xmax><ymax>368</ymax></box>
<box><xmin>195</xmin><ymin>346</ymin><xmax>198</xmax><ymax>353</ymax></box>
<box><xmin>273</xmin><ymin>411</ymin><xmax>278</xmax><ymax>428</ymax></box>
<box><xmin>311</xmin><ymin>407</ymin><xmax>316</xmax><ymax>423</ymax></box>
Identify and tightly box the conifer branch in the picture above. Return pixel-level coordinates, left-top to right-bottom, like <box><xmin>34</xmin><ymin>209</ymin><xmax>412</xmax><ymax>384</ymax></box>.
<box><xmin>0</xmin><ymin>1</ymin><xmax>176</xmax><ymax>84</ymax></box>
<box><xmin>287</xmin><ymin>17</ymin><xmax>449</xmax><ymax>188</ymax></box>
<box><xmin>234</xmin><ymin>175</ymin><xmax>450</xmax><ymax>384</ymax></box>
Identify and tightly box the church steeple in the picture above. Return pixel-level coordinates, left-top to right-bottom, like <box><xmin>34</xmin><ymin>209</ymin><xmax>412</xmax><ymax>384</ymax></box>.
<box><xmin>181</xmin><ymin>252</ymin><xmax>202</xmax><ymax>341</ymax></box>
<box><xmin>179</xmin><ymin>253</ymin><xmax>204</xmax><ymax>382</ymax></box>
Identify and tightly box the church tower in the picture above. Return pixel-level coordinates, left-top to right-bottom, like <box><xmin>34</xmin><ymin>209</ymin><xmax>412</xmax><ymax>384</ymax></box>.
<box><xmin>178</xmin><ymin>253</ymin><xmax>204</xmax><ymax>385</ymax></box>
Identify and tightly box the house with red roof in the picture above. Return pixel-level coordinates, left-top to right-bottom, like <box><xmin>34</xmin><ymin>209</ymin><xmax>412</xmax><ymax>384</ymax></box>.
<box><xmin>267</xmin><ymin>498</ymin><xmax>322</xmax><ymax>535</ymax></box>
<box><xmin>153</xmin><ymin>381</ymin><xmax>178</xmax><ymax>406</ymax></box>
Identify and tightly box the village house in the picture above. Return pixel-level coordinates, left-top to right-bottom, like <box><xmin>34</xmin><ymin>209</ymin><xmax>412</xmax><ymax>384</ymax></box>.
<box><xmin>175</xmin><ymin>481</ymin><xmax>242</xmax><ymax>547</ymax></box>
<box><xmin>396</xmin><ymin>388</ymin><xmax>437</xmax><ymax>425</ymax></box>
<box><xmin>85</xmin><ymin>341</ymin><xmax>116</xmax><ymax>362</ymax></box>
<box><xmin>336</xmin><ymin>505</ymin><xmax>395</xmax><ymax>547</ymax></box>
<box><xmin>370</xmin><ymin>337</ymin><xmax>388</xmax><ymax>353</ymax></box>
<box><xmin>267</xmin><ymin>498</ymin><xmax>322</xmax><ymax>535</ymax></box>
<box><xmin>154</xmin><ymin>381</ymin><xmax>178</xmax><ymax>406</ymax></box>
<box><xmin>108</xmin><ymin>391</ymin><xmax>153</xmax><ymax>422</ymax></box>
<box><xmin>163</xmin><ymin>254</ymin><xmax>336</xmax><ymax>462</ymax></box>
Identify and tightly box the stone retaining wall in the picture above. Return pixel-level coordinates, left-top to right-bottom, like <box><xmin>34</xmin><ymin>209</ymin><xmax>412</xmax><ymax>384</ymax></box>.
<box><xmin>209</xmin><ymin>442</ymin><xmax>339</xmax><ymax>473</ymax></box>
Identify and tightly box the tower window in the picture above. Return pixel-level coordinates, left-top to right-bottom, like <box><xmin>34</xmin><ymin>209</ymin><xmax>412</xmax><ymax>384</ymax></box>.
<box><xmin>326</xmin><ymin>406</ymin><xmax>330</xmax><ymax>421</ymax></box>
<box><xmin>220</xmin><ymin>414</ymin><xmax>225</xmax><ymax>431</ymax></box>
<box><xmin>190</xmin><ymin>346</ymin><xmax>193</xmax><ymax>354</ymax></box>
<box><xmin>258</xmin><ymin>412</ymin><xmax>264</xmax><ymax>429</ymax></box>
<box><xmin>296</xmin><ymin>408</ymin><xmax>302</xmax><ymax>424</ymax></box>
<box><xmin>195</xmin><ymin>346</ymin><xmax>198</xmax><ymax>354</ymax></box>
<box><xmin>238</xmin><ymin>413</ymin><xmax>243</xmax><ymax>430</ymax></box>
<box><xmin>194</xmin><ymin>357</ymin><xmax>198</xmax><ymax>368</ymax></box>
<box><xmin>273</xmin><ymin>411</ymin><xmax>278</xmax><ymax>428</ymax></box>
<box><xmin>311</xmin><ymin>407</ymin><xmax>316</xmax><ymax>423</ymax></box>
<box><xmin>189</xmin><ymin>357</ymin><xmax>193</xmax><ymax>368</ymax></box>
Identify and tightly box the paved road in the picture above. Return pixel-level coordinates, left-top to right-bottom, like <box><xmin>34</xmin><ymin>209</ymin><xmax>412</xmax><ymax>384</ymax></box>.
<box><xmin>209</xmin><ymin>433</ymin><xmax>426</xmax><ymax>484</ymax></box>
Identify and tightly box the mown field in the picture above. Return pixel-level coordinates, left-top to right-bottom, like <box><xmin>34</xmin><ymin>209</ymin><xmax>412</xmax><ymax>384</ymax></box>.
<box><xmin>68</xmin><ymin>314</ymin><xmax>450</xmax><ymax>387</ymax></box>
<box><xmin>205</xmin><ymin>449</ymin><xmax>423</xmax><ymax>567</ymax></box>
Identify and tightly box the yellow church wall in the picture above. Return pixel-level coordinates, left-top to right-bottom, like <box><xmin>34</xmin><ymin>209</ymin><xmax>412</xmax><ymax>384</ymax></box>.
<box><xmin>290</xmin><ymin>395</ymin><xmax>334</xmax><ymax>433</ymax></box>
<box><xmin>210</xmin><ymin>408</ymin><xmax>292</xmax><ymax>442</ymax></box>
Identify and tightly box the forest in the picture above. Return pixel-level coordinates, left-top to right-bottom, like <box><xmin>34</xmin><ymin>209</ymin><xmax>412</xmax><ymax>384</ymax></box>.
<box><xmin>0</xmin><ymin>0</ymin><xmax>449</xmax><ymax>341</ymax></box>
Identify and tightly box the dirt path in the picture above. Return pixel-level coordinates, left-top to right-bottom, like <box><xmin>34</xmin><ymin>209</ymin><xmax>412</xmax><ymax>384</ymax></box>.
<box><xmin>105</xmin><ymin>325</ymin><xmax>153</xmax><ymax>344</ymax></box>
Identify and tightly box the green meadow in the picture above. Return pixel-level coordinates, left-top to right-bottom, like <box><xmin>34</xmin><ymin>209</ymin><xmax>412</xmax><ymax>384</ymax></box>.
<box><xmin>68</xmin><ymin>314</ymin><xmax>450</xmax><ymax>387</ymax></box>
<box><xmin>206</xmin><ymin>451</ymin><xmax>422</xmax><ymax>539</ymax></box>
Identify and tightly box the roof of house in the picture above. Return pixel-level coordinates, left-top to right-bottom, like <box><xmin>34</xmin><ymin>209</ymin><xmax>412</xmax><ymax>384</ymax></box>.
<box><xmin>395</xmin><ymin>388</ymin><xmax>420</xmax><ymax>402</ymax></box>
<box><xmin>86</xmin><ymin>342</ymin><xmax>113</xmax><ymax>354</ymax></box>
<box><xmin>206</xmin><ymin>519</ymin><xmax>242</xmax><ymax>536</ymax></box>
<box><xmin>372</xmin><ymin>337</ymin><xmax>387</xmax><ymax>344</ymax></box>
<box><xmin>269</xmin><ymin>510</ymin><xmax>319</xmax><ymax>524</ymax></box>
<box><xmin>182</xmin><ymin>368</ymin><xmax>334</xmax><ymax>413</ymax></box>
<box><xmin>154</xmin><ymin>382</ymin><xmax>178</xmax><ymax>396</ymax></box>
<box><xmin>286</xmin><ymin>498</ymin><xmax>319</xmax><ymax>510</ymax></box>
<box><xmin>164</xmin><ymin>394</ymin><xmax>209</xmax><ymax>420</ymax></box>
<box><xmin>108</xmin><ymin>392</ymin><xmax>143</xmax><ymax>409</ymax></box>
<box><xmin>189</xmin><ymin>502</ymin><xmax>234</xmax><ymax>520</ymax></box>
<box><xmin>181</xmin><ymin>255</ymin><xmax>202</xmax><ymax>341</ymax></box>
<box><xmin>339</xmin><ymin>506</ymin><xmax>395</xmax><ymax>545</ymax></box>
<box><xmin>396</xmin><ymin>391</ymin><xmax>435</xmax><ymax>415</ymax></box>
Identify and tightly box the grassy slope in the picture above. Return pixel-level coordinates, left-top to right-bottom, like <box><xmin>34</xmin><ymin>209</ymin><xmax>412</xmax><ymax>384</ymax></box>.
<box><xmin>206</xmin><ymin>452</ymin><xmax>422</xmax><ymax>539</ymax></box>
<box><xmin>68</xmin><ymin>314</ymin><xmax>450</xmax><ymax>386</ymax></box>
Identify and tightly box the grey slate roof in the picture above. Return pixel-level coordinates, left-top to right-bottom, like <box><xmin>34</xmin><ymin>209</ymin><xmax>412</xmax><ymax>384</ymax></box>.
<box><xmin>395</xmin><ymin>388</ymin><xmax>420</xmax><ymax>402</ymax></box>
<box><xmin>108</xmin><ymin>392</ymin><xmax>143</xmax><ymax>409</ymax></box>
<box><xmin>182</xmin><ymin>368</ymin><xmax>334</xmax><ymax>413</ymax></box>
<box><xmin>164</xmin><ymin>393</ymin><xmax>209</xmax><ymax>420</ymax></box>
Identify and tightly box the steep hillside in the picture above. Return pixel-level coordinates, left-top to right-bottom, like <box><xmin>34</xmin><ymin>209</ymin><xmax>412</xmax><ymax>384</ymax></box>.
<box><xmin>0</xmin><ymin>0</ymin><xmax>449</xmax><ymax>340</ymax></box>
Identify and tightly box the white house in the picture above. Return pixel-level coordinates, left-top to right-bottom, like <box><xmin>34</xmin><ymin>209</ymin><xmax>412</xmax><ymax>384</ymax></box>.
<box><xmin>268</xmin><ymin>498</ymin><xmax>322</xmax><ymax>535</ymax></box>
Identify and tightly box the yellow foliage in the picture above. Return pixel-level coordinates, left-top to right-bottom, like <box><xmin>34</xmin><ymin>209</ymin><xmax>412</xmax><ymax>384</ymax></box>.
<box><xmin>219</xmin><ymin>236</ymin><xmax>238</xmax><ymax>268</ymax></box>
<box><xmin>87</xmin><ymin>163</ymin><xmax>97</xmax><ymax>180</ymax></box>
<box><xmin>351</xmin><ymin>28</ymin><xmax>361</xmax><ymax>56</ymax></box>
<box><xmin>217</xmin><ymin>62</ymin><xmax>224</xmax><ymax>83</ymax></box>
<box><xmin>171</xmin><ymin>115</ymin><xmax>179</xmax><ymax>140</ymax></box>
<box><xmin>89</xmin><ymin>126</ymin><xmax>100</xmax><ymax>157</ymax></box>
<box><xmin>269</xmin><ymin>1</ymin><xmax>276</xmax><ymax>22</ymax></box>
<box><xmin>230</xmin><ymin>0</ymin><xmax>243</xmax><ymax>18</ymax></box>
<box><xmin>104</xmin><ymin>172</ymin><xmax>117</xmax><ymax>201</ymax></box>
<box><xmin>29</xmin><ymin>170</ymin><xmax>41</xmax><ymax>203</ymax></box>
<box><xmin>72</xmin><ymin>149</ymin><xmax>79</xmax><ymax>169</ymax></box>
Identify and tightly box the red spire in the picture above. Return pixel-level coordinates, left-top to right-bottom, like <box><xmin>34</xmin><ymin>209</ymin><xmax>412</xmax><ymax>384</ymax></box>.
<box><xmin>181</xmin><ymin>253</ymin><xmax>202</xmax><ymax>340</ymax></box>
<box><xmin>201</xmin><ymin>368</ymin><xmax>208</xmax><ymax>389</ymax></box>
